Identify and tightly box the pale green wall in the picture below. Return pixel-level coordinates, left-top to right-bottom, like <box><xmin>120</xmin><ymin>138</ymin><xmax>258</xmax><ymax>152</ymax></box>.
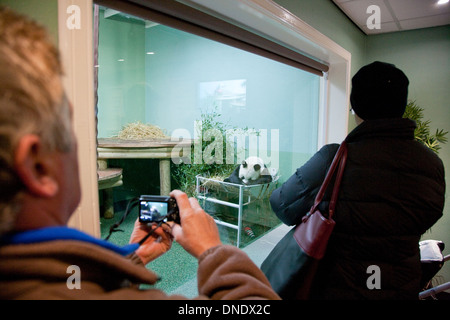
<box><xmin>366</xmin><ymin>26</ymin><xmax>450</xmax><ymax>283</ymax></box>
<box><xmin>143</xmin><ymin>24</ymin><xmax>321</xmax><ymax>180</ymax></box>
<box><xmin>96</xmin><ymin>10</ymin><xmax>146</xmax><ymax>138</ymax></box>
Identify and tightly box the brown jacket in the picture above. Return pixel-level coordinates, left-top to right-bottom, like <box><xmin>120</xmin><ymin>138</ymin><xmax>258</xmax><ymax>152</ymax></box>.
<box><xmin>0</xmin><ymin>233</ymin><xmax>279</xmax><ymax>300</ymax></box>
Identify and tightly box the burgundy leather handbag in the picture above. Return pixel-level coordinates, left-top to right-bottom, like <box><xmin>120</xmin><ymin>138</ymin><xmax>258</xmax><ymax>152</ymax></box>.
<box><xmin>261</xmin><ymin>141</ymin><xmax>348</xmax><ymax>299</ymax></box>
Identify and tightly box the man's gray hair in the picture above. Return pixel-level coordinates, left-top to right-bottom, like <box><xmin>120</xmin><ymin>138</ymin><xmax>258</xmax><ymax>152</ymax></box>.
<box><xmin>0</xmin><ymin>7</ymin><xmax>73</xmax><ymax>235</ymax></box>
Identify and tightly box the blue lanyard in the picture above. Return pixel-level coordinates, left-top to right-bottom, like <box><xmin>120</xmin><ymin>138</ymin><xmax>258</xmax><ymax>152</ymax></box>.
<box><xmin>1</xmin><ymin>226</ymin><xmax>138</xmax><ymax>256</ymax></box>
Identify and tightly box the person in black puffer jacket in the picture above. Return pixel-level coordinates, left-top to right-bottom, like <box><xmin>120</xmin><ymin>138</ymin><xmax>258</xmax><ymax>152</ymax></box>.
<box><xmin>269</xmin><ymin>61</ymin><xmax>446</xmax><ymax>300</ymax></box>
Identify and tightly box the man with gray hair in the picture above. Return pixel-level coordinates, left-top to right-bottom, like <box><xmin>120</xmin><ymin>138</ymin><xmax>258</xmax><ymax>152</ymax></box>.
<box><xmin>0</xmin><ymin>7</ymin><xmax>279</xmax><ymax>301</ymax></box>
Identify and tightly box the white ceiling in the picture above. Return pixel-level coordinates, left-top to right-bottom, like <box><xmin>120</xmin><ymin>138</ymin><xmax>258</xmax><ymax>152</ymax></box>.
<box><xmin>332</xmin><ymin>0</ymin><xmax>450</xmax><ymax>35</ymax></box>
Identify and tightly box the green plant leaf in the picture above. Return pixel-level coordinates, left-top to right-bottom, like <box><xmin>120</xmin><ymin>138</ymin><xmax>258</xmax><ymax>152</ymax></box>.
<box><xmin>403</xmin><ymin>101</ymin><xmax>448</xmax><ymax>154</ymax></box>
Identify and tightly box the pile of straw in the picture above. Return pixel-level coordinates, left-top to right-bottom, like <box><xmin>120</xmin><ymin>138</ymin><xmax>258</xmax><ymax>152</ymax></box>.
<box><xmin>117</xmin><ymin>121</ymin><xmax>167</xmax><ymax>140</ymax></box>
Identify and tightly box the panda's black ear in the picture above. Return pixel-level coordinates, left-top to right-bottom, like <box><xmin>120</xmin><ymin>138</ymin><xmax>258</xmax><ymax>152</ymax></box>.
<box><xmin>242</xmin><ymin>161</ymin><xmax>247</xmax><ymax>168</ymax></box>
<box><xmin>254</xmin><ymin>164</ymin><xmax>261</xmax><ymax>171</ymax></box>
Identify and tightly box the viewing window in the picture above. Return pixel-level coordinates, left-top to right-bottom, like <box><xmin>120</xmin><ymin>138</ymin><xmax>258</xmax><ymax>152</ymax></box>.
<box><xmin>96</xmin><ymin>5</ymin><xmax>321</xmax><ymax>296</ymax></box>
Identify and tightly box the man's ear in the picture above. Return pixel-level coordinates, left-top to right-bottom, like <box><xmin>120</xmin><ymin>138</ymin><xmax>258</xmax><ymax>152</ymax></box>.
<box><xmin>13</xmin><ymin>134</ymin><xmax>59</xmax><ymax>198</ymax></box>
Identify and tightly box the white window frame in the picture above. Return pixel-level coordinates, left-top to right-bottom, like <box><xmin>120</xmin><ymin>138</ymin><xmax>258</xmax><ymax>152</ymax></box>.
<box><xmin>58</xmin><ymin>0</ymin><xmax>351</xmax><ymax>235</ymax></box>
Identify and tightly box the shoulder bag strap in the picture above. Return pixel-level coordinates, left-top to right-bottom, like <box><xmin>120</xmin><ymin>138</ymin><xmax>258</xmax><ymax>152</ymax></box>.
<box><xmin>309</xmin><ymin>141</ymin><xmax>348</xmax><ymax>220</ymax></box>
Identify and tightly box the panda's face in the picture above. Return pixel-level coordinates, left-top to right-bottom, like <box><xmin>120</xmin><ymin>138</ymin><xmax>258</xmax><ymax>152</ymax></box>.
<box><xmin>239</xmin><ymin>157</ymin><xmax>263</xmax><ymax>181</ymax></box>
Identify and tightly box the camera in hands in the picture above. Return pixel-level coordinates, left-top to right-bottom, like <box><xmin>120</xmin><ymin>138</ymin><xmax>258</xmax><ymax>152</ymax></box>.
<box><xmin>139</xmin><ymin>195</ymin><xmax>180</xmax><ymax>224</ymax></box>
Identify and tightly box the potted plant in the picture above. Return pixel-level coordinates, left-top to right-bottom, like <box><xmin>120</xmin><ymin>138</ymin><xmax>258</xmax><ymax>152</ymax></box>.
<box><xmin>403</xmin><ymin>101</ymin><xmax>448</xmax><ymax>154</ymax></box>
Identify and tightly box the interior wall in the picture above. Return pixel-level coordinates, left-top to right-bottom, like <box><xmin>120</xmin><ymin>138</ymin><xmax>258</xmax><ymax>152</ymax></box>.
<box><xmin>365</xmin><ymin>25</ymin><xmax>450</xmax><ymax>283</ymax></box>
<box><xmin>97</xmin><ymin>17</ymin><xmax>322</xmax><ymax>186</ymax></box>
<box><xmin>97</xmin><ymin>10</ymin><xmax>146</xmax><ymax>138</ymax></box>
<box><xmin>144</xmin><ymin>24</ymin><xmax>321</xmax><ymax>176</ymax></box>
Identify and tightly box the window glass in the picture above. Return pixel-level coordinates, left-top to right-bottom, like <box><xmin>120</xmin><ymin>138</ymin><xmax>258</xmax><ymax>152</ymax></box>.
<box><xmin>96</xmin><ymin>6</ymin><xmax>320</xmax><ymax>296</ymax></box>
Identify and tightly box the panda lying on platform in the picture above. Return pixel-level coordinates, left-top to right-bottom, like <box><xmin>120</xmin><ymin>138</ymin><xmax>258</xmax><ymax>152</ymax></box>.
<box><xmin>224</xmin><ymin>156</ymin><xmax>273</xmax><ymax>185</ymax></box>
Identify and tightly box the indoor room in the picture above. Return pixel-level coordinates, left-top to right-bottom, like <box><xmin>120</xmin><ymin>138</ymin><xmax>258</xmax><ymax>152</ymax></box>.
<box><xmin>1</xmin><ymin>0</ymin><xmax>448</xmax><ymax>301</ymax></box>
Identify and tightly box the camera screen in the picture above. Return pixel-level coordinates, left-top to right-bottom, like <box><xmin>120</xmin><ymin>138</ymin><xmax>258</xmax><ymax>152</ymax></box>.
<box><xmin>140</xmin><ymin>201</ymin><xmax>168</xmax><ymax>222</ymax></box>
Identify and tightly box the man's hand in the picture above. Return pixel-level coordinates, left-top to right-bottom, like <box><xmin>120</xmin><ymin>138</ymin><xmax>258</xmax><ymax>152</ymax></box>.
<box><xmin>170</xmin><ymin>190</ymin><xmax>222</xmax><ymax>258</ymax></box>
<box><xmin>129</xmin><ymin>218</ymin><xmax>173</xmax><ymax>265</ymax></box>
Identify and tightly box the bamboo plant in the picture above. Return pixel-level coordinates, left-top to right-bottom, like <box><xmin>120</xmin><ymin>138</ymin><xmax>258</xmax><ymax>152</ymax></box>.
<box><xmin>171</xmin><ymin>110</ymin><xmax>241</xmax><ymax>196</ymax></box>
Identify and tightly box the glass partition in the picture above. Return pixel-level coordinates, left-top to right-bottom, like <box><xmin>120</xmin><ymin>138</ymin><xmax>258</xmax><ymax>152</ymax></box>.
<box><xmin>96</xmin><ymin>5</ymin><xmax>321</xmax><ymax>296</ymax></box>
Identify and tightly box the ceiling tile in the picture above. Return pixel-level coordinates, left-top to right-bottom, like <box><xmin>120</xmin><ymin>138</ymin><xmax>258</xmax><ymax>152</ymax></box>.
<box><xmin>339</xmin><ymin>0</ymin><xmax>394</xmax><ymax>26</ymax></box>
<box><xmin>332</xmin><ymin>0</ymin><xmax>450</xmax><ymax>34</ymax></box>
<box><xmin>399</xmin><ymin>13</ymin><xmax>450</xmax><ymax>31</ymax></box>
<box><xmin>388</xmin><ymin>0</ymin><xmax>450</xmax><ymax>21</ymax></box>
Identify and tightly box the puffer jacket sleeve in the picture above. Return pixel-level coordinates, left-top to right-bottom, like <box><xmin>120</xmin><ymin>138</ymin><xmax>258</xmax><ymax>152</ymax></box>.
<box><xmin>270</xmin><ymin>143</ymin><xmax>339</xmax><ymax>226</ymax></box>
<box><xmin>197</xmin><ymin>245</ymin><xmax>281</xmax><ymax>300</ymax></box>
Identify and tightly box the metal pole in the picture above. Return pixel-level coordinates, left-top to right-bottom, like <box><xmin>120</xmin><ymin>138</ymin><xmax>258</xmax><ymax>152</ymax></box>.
<box><xmin>237</xmin><ymin>185</ymin><xmax>243</xmax><ymax>247</ymax></box>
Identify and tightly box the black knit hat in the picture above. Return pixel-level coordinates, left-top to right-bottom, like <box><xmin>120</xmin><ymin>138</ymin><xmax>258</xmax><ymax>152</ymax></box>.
<box><xmin>350</xmin><ymin>61</ymin><xmax>409</xmax><ymax>120</ymax></box>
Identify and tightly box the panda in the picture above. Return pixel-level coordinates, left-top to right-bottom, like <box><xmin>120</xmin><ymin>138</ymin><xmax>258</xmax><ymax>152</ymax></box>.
<box><xmin>224</xmin><ymin>156</ymin><xmax>273</xmax><ymax>185</ymax></box>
